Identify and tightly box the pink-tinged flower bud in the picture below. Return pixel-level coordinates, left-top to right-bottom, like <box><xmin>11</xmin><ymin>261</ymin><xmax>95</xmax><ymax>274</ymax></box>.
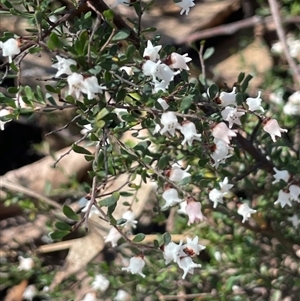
<box><xmin>212</xmin><ymin>122</ymin><xmax>237</xmax><ymax>145</ymax></box>
<box><xmin>186</xmin><ymin>197</ymin><xmax>206</xmax><ymax>225</ymax></box>
<box><xmin>262</xmin><ymin>118</ymin><xmax>287</xmax><ymax>142</ymax></box>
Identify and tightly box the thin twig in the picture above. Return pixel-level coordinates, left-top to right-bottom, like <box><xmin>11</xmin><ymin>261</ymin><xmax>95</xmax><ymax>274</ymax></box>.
<box><xmin>45</xmin><ymin>114</ymin><xmax>81</xmax><ymax>136</ymax></box>
<box><xmin>268</xmin><ymin>0</ymin><xmax>300</xmax><ymax>88</ymax></box>
<box><xmin>198</xmin><ymin>42</ymin><xmax>207</xmax><ymax>89</ymax></box>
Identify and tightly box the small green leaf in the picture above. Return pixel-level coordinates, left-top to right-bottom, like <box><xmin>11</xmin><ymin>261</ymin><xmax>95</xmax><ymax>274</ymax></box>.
<box><xmin>208</xmin><ymin>84</ymin><xmax>219</xmax><ymax>99</ymax></box>
<box><xmin>112</xmin><ymin>30</ymin><xmax>130</xmax><ymax>42</ymax></box>
<box><xmin>50</xmin><ymin>230</ymin><xmax>70</xmax><ymax>240</ymax></box>
<box><xmin>72</xmin><ymin>144</ymin><xmax>92</xmax><ymax>155</ymax></box>
<box><xmin>237</xmin><ymin>72</ymin><xmax>245</xmax><ymax>83</ymax></box>
<box><xmin>63</xmin><ymin>205</ymin><xmax>80</xmax><ymax>221</ymax></box>
<box><xmin>96</xmin><ymin>107</ymin><xmax>110</xmax><ymax>121</ymax></box>
<box><xmin>163</xmin><ymin>232</ymin><xmax>171</xmax><ymax>245</ymax></box>
<box><xmin>153</xmin><ymin>239</ymin><xmax>160</xmax><ymax>248</ymax></box>
<box><xmin>241</xmin><ymin>74</ymin><xmax>253</xmax><ymax>93</ymax></box>
<box><xmin>132</xmin><ymin>233</ymin><xmax>145</xmax><ymax>242</ymax></box>
<box><xmin>203</xmin><ymin>47</ymin><xmax>215</xmax><ymax>60</ymax></box>
<box><xmin>98</xmin><ymin>192</ymin><xmax>120</xmax><ymax>207</ymax></box>
<box><xmin>47</xmin><ymin>32</ymin><xmax>63</xmax><ymax>50</ymax></box>
<box><xmin>55</xmin><ymin>221</ymin><xmax>72</xmax><ymax>231</ymax></box>
<box><xmin>179</xmin><ymin>95</ymin><xmax>193</xmax><ymax>111</ymax></box>
<box><xmin>7</xmin><ymin>87</ymin><xmax>19</xmax><ymax>94</ymax></box>
<box><xmin>45</xmin><ymin>85</ymin><xmax>58</xmax><ymax>93</ymax></box>
<box><xmin>119</xmin><ymin>192</ymin><xmax>133</xmax><ymax>197</ymax></box>
<box><xmin>103</xmin><ymin>9</ymin><xmax>115</xmax><ymax>28</ymax></box>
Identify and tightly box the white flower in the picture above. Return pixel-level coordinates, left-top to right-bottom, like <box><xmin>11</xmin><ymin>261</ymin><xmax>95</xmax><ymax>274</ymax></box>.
<box><xmin>156</xmin><ymin>63</ymin><xmax>179</xmax><ymax>84</ymax></box>
<box><xmin>67</xmin><ymin>72</ymin><xmax>85</xmax><ymax>99</ymax></box>
<box><xmin>81</xmin><ymin>123</ymin><xmax>93</xmax><ymax>135</ymax></box>
<box><xmin>289</xmin><ymin>184</ymin><xmax>300</xmax><ymax>202</ymax></box>
<box><xmin>156</xmin><ymin>98</ymin><xmax>169</xmax><ymax>110</ymax></box>
<box><xmin>0</xmin><ymin>38</ymin><xmax>20</xmax><ymax>63</ymax></box>
<box><xmin>18</xmin><ymin>256</ymin><xmax>34</xmax><ymax>271</ymax></box>
<box><xmin>120</xmin><ymin>66</ymin><xmax>134</xmax><ymax>76</ymax></box>
<box><xmin>153</xmin><ymin>80</ymin><xmax>169</xmax><ymax>93</ymax></box>
<box><xmin>81</xmin><ymin>292</ymin><xmax>98</xmax><ymax>301</ymax></box>
<box><xmin>219</xmin><ymin>87</ymin><xmax>237</xmax><ymax>107</ymax></box>
<box><xmin>185</xmin><ymin>197</ymin><xmax>206</xmax><ymax>225</ymax></box>
<box><xmin>237</xmin><ymin>203</ymin><xmax>257</xmax><ymax>223</ymax></box>
<box><xmin>287</xmin><ymin>214</ymin><xmax>300</xmax><ymax>229</ymax></box>
<box><xmin>180</xmin><ymin>121</ymin><xmax>202</xmax><ymax>146</ymax></box>
<box><xmin>211</xmin><ymin>138</ymin><xmax>233</xmax><ymax>168</ymax></box>
<box><xmin>274</xmin><ymin>190</ymin><xmax>292</xmax><ymax>208</ymax></box>
<box><xmin>271</xmin><ymin>35</ymin><xmax>300</xmax><ymax>58</ymax></box>
<box><xmin>52</xmin><ymin>55</ymin><xmax>76</xmax><ymax>77</ymax></box>
<box><xmin>182</xmin><ymin>237</ymin><xmax>206</xmax><ymax>257</ymax></box>
<box><xmin>81</xmin><ymin>200</ymin><xmax>101</xmax><ymax>217</ymax></box>
<box><xmin>104</xmin><ymin>227</ymin><xmax>122</xmax><ymax>247</ymax></box>
<box><xmin>143</xmin><ymin>40</ymin><xmax>162</xmax><ymax>61</ymax></box>
<box><xmin>175</xmin><ymin>0</ymin><xmax>195</xmax><ymax>15</ymax></box>
<box><xmin>272</xmin><ymin>167</ymin><xmax>290</xmax><ymax>184</ymax></box>
<box><xmin>177</xmin><ymin>201</ymin><xmax>187</xmax><ymax>215</ymax></box>
<box><xmin>92</xmin><ymin>274</ymin><xmax>109</xmax><ymax>292</ymax></box>
<box><xmin>122</xmin><ymin>256</ymin><xmax>146</xmax><ymax>277</ymax></box>
<box><xmin>142</xmin><ymin>60</ymin><xmax>160</xmax><ymax>81</ymax></box>
<box><xmin>161</xmin><ymin>187</ymin><xmax>183</xmax><ymax>210</ymax></box>
<box><xmin>221</xmin><ymin>107</ymin><xmax>245</xmax><ymax>128</ymax></box>
<box><xmin>283</xmin><ymin>91</ymin><xmax>300</xmax><ymax>116</ymax></box>
<box><xmin>22</xmin><ymin>285</ymin><xmax>37</xmax><ymax>301</ymax></box>
<box><xmin>209</xmin><ymin>188</ymin><xmax>224</xmax><ymax>208</ymax></box>
<box><xmin>169</xmin><ymin>52</ymin><xmax>192</xmax><ymax>70</ymax></box>
<box><xmin>114</xmin><ymin>290</ymin><xmax>131</xmax><ymax>301</ymax></box>
<box><xmin>159</xmin><ymin>111</ymin><xmax>181</xmax><ymax>136</ymax></box>
<box><xmin>0</xmin><ymin>109</ymin><xmax>12</xmax><ymax>131</ymax></box>
<box><xmin>212</xmin><ymin>122</ymin><xmax>237</xmax><ymax>144</ymax></box>
<box><xmin>82</xmin><ymin>76</ymin><xmax>106</xmax><ymax>99</ymax></box>
<box><xmin>122</xmin><ymin>210</ymin><xmax>138</xmax><ymax>229</ymax></box>
<box><xmin>163</xmin><ymin>241</ymin><xmax>184</xmax><ymax>264</ymax></box>
<box><xmin>169</xmin><ymin>163</ymin><xmax>191</xmax><ymax>182</ymax></box>
<box><xmin>219</xmin><ymin>177</ymin><xmax>233</xmax><ymax>194</ymax></box>
<box><xmin>177</xmin><ymin>256</ymin><xmax>201</xmax><ymax>279</ymax></box>
<box><xmin>246</xmin><ymin>91</ymin><xmax>264</xmax><ymax>112</ymax></box>
<box><xmin>263</xmin><ymin>119</ymin><xmax>287</xmax><ymax>142</ymax></box>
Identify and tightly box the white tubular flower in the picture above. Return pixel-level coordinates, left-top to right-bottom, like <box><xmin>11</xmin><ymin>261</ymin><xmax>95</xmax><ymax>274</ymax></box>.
<box><xmin>212</xmin><ymin>122</ymin><xmax>237</xmax><ymax>145</ymax></box>
<box><xmin>122</xmin><ymin>210</ymin><xmax>138</xmax><ymax>229</ymax></box>
<box><xmin>159</xmin><ymin>111</ymin><xmax>181</xmax><ymax>136</ymax></box>
<box><xmin>52</xmin><ymin>55</ymin><xmax>76</xmax><ymax>77</ymax></box>
<box><xmin>22</xmin><ymin>285</ymin><xmax>37</xmax><ymax>301</ymax></box>
<box><xmin>177</xmin><ymin>201</ymin><xmax>188</xmax><ymax>215</ymax></box>
<box><xmin>288</xmin><ymin>214</ymin><xmax>300</xmax><ymax>229</ymax></box>
<box><xmin>0</xmin><ymin>109</ymin><xmax>12</xmax><ymax>131</ymax></box>
<box><xmin>219</xmin><ymin>87</ymin><xmax>237</xmax><ymax>107</ymax></box>
<box><xmin>185</xmin><ymin>197</ymin><xmax>206</xmax><ymax>225</ymax></box>
<box><xmin>211</xmin><ymin>138</ymin><xmax>233</xmax><ymax>168</ymax></box>
<box><xmin>182</xmin><ymin>237</ymin><xmax>206</xmax><ymax>257</ymax></box>
<box><xmin>246</xmin><ymin>91</ymin><xmax>264</xmax><ymax>112</ymax></box>
<box><xmin>81</xmin><ymin>292</ymin><xmax>98</xmax><ymax>301</ymax></box>
<box><xmin>153</xmin><ymin>80</ymin><xmax>169</xmax><ymax>93</ymax></box>
<box><xmin>161</xmin><ymin>187</ymin><xmax>183</xmax><ymax>210</ymax></box>
<box><xmin>180</xmin><ymin>121</ymin><xmax>202</xmax><ymax>146</ymax></box>
<box><xmin>104</xmin><ymin>227</ymin><xmax>122</xmax><ymax>247</ymax></box>
<box><xmin>92</xmin><ymin>274</ymin><xmax>109</xmax><ymax>292</ymax></box>
<box><xmin>263</xmin><ymin>119</ymin><xmax>287</xmax><ymax>142</ymax></box>
<box><xmin>177</xmin><ymin>256</ymin><xmax>201</xmax><ymax>279</ymax></box>
<box><xmin>289</xmin><ymin>185</ymin><xmax>300</xmax><ymax>202</ymax></box>
<box><xmin>221</xmin><ymin>107</ymin><xmax>245</xmax><ymax>128</ymax></box>
<box><xmin>114</xmin><ymin>290</ymin><xmax>131</xmax><ymax>301</ymax></box>
<box><xmin>169</xmin><ymin>53</ymin><xmax>192</xmax><ymax>70</ymax></box>
<box><xmin>0</xmin><ymin>38</ymin><xmax>20</xmax><ymax>63</ymax></box>
<box><xmin>156</xmin><ymin>63</ymin><xmax>179</xmax><ymax>84</ymax></box>
<box><xmin>81</xmin><ymin>200</ymin><xmax>101</xmax><ymax>217</ymax></box>
<box><xmin>143</xmin><ymin>40</ymin><xmax>162</xmax><ymax>61</ymax></box>
<box><xmin>156</xmin><ymin>98</ymin><xmax>169</xmax><ymax>110</ymax></box>
<box><xmin>120</xmin><ymin>66</ymin><xmax>134</xmax><ymax>76</ymax></box>
<box><xmin>122</xmin><ymin>256</ymin><xmax>146</xmax><ymax>278</ymax></box>
<box><xmin>209</xmin><ymin>188</ymin><xmax>224</xmax><ymax>208</ymax></box>
<box><xmin>237</xmin><ymin>203</ymin><xmax>257</xmax><ymax>223</ymax></box>
<box><xmin>219</xmin><ymin>177</ymin><xmax>233</xmax><ymax>194</ymax></box>
<box><xmin>175</xmin><ymin>0</ymin><xmax>195</xmax><ymax>15</ymax></box>
<box><xmin>163</xmin><ymin>241</ymin><xmax>184</xmax><ymax>264</ymax></box>
<box><xmin>169</xmin><ymin>163</ymin><xmax>191</xmax><ymax>182</ymax></box>
<box><xmin>67</xmin><ymin>72</ymin><xmax>85</xmax><ymax>99</ymax></box>
<box><xmin>18</xmin><ymin>256</ymin><xmax>34</xmax><ymax>271</ymax></box>
<box><xmin>274</xmin><ymin>190</ymin><xmax>292</xmax><ymax>208</ymax></box>
<box><xmin>82</xmin><ymin>76</ymin><xmax>106</xmax><ymax>100</ymax></box>
<box><xmin>142</xmin><ymin>60</ymin><xmax>160</xmax><ymax>81</ymax></box>
<box><xmin>272</xmin><ymin>167</ymin><xmax>290</xmax><ymax>184</ymax></box>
